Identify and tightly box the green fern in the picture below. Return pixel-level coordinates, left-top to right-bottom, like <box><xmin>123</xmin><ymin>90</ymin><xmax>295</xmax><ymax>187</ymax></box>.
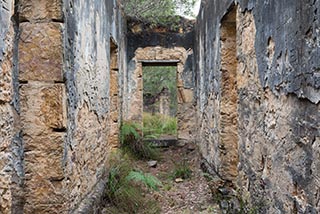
<box><xmin>120</xmin><ymin>121</ymin><xmax>160</xmax><ymax>160</ymax></box>
<box><xmin>120</xmin><ymin>122</ymin><xmax>141</xmax><ymax>145</ymax></box>
<box><xmin>105</xmin><ymin>153</ymin><xmax>160</xmax><ymax>213</ymax></box>
<box><xmin>126</xmin><ymin>171</ymin><xmax>162</xmax><ymax>191</ymax></box>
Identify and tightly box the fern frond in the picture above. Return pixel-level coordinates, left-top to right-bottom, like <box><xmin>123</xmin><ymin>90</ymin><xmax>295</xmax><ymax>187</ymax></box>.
<box><xmin>126</xmin><ymin>171</ymin><xmax>162</xmax><ymax>191</ymax></box>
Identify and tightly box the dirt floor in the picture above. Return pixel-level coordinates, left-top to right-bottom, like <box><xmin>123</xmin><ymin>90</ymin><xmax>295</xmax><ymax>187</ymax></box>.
<box><xmin>136</xmin><ymin>143</ymin><xmax>220</xmax><ymax>214</ymax></box>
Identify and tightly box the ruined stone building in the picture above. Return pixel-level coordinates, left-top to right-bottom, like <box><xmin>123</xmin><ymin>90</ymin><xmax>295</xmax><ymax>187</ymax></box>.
<box><xmin>0</xmin><ymin>0</ymin><xmax>319</xmax><ymax>213</ymax></box>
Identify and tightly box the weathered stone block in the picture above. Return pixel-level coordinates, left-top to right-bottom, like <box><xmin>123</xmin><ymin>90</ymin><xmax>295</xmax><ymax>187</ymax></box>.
<box><xmin>24</xmin><ymin>133</ymin><xmax>64</xmax><ymax>179</ymax></box>
<box><xmin>20</xmin><ymin>83</ymin><xmax>66</xmax><ymax>136</ymax></box>
<box><xmin>19</xmin><ymin>22</ymin><xmax>63</xmax><ymax>82</ymax></box>
<box><xmin>19</xmin><ymin>0</ymin><xmax>63</xmax><ymax>21</ymax></box>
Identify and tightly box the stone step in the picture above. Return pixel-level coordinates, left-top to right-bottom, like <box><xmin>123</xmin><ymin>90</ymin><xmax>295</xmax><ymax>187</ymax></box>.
<box><xmin>144</xmin><ymin>137</ymin><xmax>178</xmax><ymax>147</ymax></box>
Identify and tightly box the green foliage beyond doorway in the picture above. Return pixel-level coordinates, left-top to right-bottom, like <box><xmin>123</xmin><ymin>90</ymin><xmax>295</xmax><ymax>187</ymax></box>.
<box><xmin>143</xmin><ymin>66</ymin><xmax>177</xmax><ymax>116</ymax></box>
<box><xmin>143</xmin><ymin>66</ymin><xmax>178</xmax><ymax>138</ymax></box>
<box><xmin>143</xmin><ymin>66</ymin><xmax>178</xmax><ymax>137</ymax></box>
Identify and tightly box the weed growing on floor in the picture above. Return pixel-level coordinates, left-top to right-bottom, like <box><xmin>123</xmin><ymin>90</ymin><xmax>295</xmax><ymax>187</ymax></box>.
<box><xmin>171</xmin><ymin>159</ymin><xmax>192</xmax><ymax>179</ymax></box>
<box><xmin>104</xmin><ymin>152</ymin><xmax>161</xmax><ymax>214</ymax></box>
<box><xmin>143</xmin><ymin>113</ymin><xmax>177</xmax><ymax>138</ymax></box>
<box><xmin>120</xmin><ymin>121</ymin><xmax>160</xmax><ymax>160</ymax></box>
<box><xmin>126</xmin><ymin>170</ymin><xmax>162</xmax><ymax>191</ymax></box>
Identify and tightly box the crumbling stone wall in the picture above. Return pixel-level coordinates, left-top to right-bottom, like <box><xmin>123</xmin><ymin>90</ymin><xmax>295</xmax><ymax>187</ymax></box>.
<box><xmin>0</xmin><ymin>0</ymin><xmax>23</xmax><ymax>213</ymax></box>
<box><xmin>18</xmin><ymin>1</ymin><xmax>66</xmax><ymax>212</ymax></box>
<box><xmin>195</xmin><ymin>0</ymin><xmax>320</xmax><ymax>212</ymax></box>
<box><xmin>0</xmin><ymin>0</ymin><xmax>127</xmax><ymax>213</ymax></box>
<box><xmin>64</xmin><ymin>0</ymin><xmax>127</xmax><ymax>212</ymax></box>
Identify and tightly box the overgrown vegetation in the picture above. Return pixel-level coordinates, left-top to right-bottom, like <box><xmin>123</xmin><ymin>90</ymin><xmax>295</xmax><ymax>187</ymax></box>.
<box><xmin>120</xmin><ymin>121</ymin><xmax>160</xmax><ymax>160</ymax></box>
<box><xmin>104</xmin><ymin>152</ymin><xmax>162</xmax><ymax>214</ymax></box>
<box><xmin>127</xmin><ymin>170</ymin><xmax>162</xmax><ymax>191</ymax></box>
<box><xmin>120</xmin><ymin>0</ymin><xmax>196</xmax><ymax>26</ymax></box>
<box><xmin>143</xmin><ymin>113</ymin><xmax>177</xmax><ymax>138</ymax></box>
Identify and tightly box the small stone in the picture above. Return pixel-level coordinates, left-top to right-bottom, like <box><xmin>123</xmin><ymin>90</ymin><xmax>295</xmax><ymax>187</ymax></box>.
<box><xmin>175</xmin><ymin>178</ymin><xmax>184</xmax><ymax>183</ymax></box>
<box><xmin>147</xmin><ymin>160</ymin><xmax>157</xmax><ymax>168</ymax></box>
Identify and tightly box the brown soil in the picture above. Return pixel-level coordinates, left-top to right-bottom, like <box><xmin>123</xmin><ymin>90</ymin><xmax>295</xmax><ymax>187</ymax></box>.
<box><xmin>136</xmin><ymin>144</ymin><xmax>220</xmax><ymax>214</ymax></box>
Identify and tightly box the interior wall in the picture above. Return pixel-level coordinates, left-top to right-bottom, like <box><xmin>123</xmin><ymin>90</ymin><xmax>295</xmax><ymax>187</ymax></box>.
<box><xmin>64</xmin><ymin>0</ymin><xmax>127</xmax><ymax>212</ymax></box>
<box><xmin>0</xmin><ymin>0</ymin><xmax>127</xmax><ymax>213</ymax></box>
<box><xmin>195</xmin><ymin>0</ymin><xmax>320</xmax><ymax>212</ymax></box>
<box><xmin>124</xmin><ymin>47</ymin><xmax>196</xmax><ymax>142</ymax></box>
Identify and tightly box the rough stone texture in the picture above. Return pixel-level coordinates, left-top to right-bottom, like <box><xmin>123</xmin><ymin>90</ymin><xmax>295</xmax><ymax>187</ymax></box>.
<box><xmin>20</xmin><ymin>83</ymin><xmax>66</xmax><ymax>133</ymax></box>
<box><xmin>217</xmin><ymin>7</ymin><xmax>239</xmax><ymax>182</ymax></box>
<box><xmin>125</xmin><ymin>47</ymin><xmax>196</xmax><ymax>141</ymax></box>
<box><xmin>66</xmin><ymin>103</ymin><xmax>109</xmax><ymax>212</ymax></box>
<box><xmin>20</xmin><ymin>84</ymin><xmax>66</xmax><ymax>134</ymax></box>
<box><xmin>64</xmin><ymin>0</ymin><xmax>127</xmax><ymax>212</ymax></box>
<box><xmin>0</xmin><ymin>104</ymin><xmax>15</xmax><ymax>214</ymax></box>
<box><xmin>0</xmin><ymin>0</ymin><xmax>14</xmax><ymax>104</ymax></box>
<box><xmin>17</xmin><ymin>0</ymin><xmax>67</xmax><ymax>212</ymax></box>
<box><xmin>0</xmin><ymin>0</ymin><xmax>24</xmax><ymax>213</ymax></box>
<box><xmin>20</xmin><ymin>83</ymin><xmax>67</xmax><ymax>213</ymax></box>
<box><xmin>19</xmin><ymin>23</ymin><xmax>63</xmax><ymax>82</ymax></box>
<box><xmin>127</xmin><ymin>19</ymin><xmax>194</xmax><ymax>61</ymax></box>
<box><xmin>19</xmin><ymin>0</ymin><xmax>63</xmax><ymax>22</ymax></box>
<box><xmin>109</xmin><ymin>41</ymin><xmax>120</xmax><ymax>149</ymax></box>
<box><xmin>2</xmin><ymin>0</ymin><xmax>319</xmax><ymax>213</ymax></box>
<box><xmin>195</xmin><ymin>1</ymin><xmax>320</xmax><ymax>212</ymax></box>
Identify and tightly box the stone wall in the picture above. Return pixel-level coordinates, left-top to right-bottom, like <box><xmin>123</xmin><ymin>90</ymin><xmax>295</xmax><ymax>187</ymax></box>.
<box><xmin>125</xmin><ymin>26</ymin><xmax>196</xmax><ymax>141</ymax></box>
<box><xmin>63</xmin><ymin>0</ymin><xmax>127</xmax><ymax>212</ymax></box>
<box><xmin>195</xmin><ymin>0</ymin><xmax>320</xmax><ymax>212</ymax></box>
<box><xmin>0</xmin><ymin>0</ymin><xmax>24</xmax><ymax>213</ymax></box>
<box><xmin>1</xmin><ymin>0</ymin><xmax>127</xmax><ymax>213</ymax></box>
<box><xmin>17</xmin><ymin>0</ymin><xmax>66</xmax><ymax>213</ymax></box>
<box><xmin>125</xmin><ymin>46</ymin><xmax>196</xmax><ymax>141</ymax></box>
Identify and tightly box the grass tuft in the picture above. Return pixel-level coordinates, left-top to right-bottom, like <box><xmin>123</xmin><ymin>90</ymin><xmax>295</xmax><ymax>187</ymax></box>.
<box><xmin>143</xmin><ymin>113</ymin><xmax>177</xmax><ymax>138</ymax></box>
<box><xmin>171</xmin><ymin>159</ymin><xmax>192</xmax><ymax>180</ymax></box>
<box><xmin>104</xmin><ymin>152</ymin><xmax>161</xmax><ymax>214</ymax></box>
<box><xmin>126</xmin><ymin>170</ymin><xmax>162</xmax><ymax>191</ymax></box>
<box><xmin>120</xmin><ymin>121</ymin><xmax>160</xmax><ymax>160</ymax></box>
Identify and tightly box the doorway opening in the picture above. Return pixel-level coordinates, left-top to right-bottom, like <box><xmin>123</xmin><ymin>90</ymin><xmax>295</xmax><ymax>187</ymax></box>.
<box><xmin>219</xmin><ymin>5</ymin><xmax>239</xmax><ymax>181</ymax></box>
<box><xmin>109</xmin><ymin>39</ymin><xmax>120</xmax><ymax>148</ymax></box>
<box><xmin>142</xmin><ymin>63</ymin><xmax>178</xmax><ymax>139</ymax></box>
